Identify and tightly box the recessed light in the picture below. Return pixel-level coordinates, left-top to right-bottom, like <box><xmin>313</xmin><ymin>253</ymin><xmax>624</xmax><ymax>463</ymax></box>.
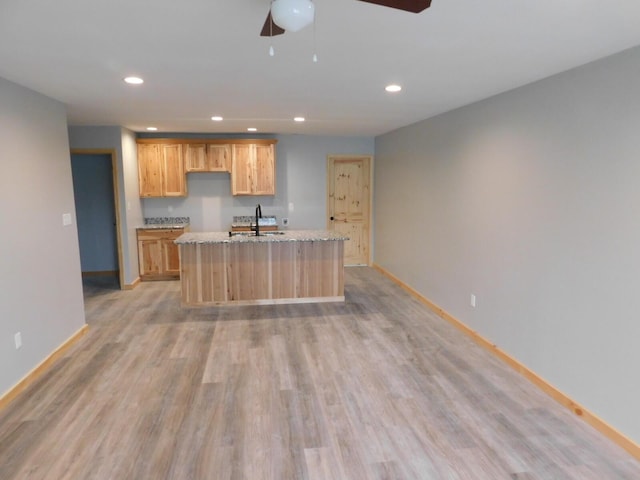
<box><xmin>146</xmin><ymin>127</ymin><xmax>158</xmax><ymax>131</ymax></box>
<box><xmin>211</xmin><ymin>116</ymin><xmax>223</xmax><ymax>121</ymax></box>
<box><xmin>294</xmin><ymin>117</ymin><xmax>305</xmax><ymax>122</ymax></box>
<box><xmin>247</xmin><ymin>127</ymin><xmax>257</xmax><ymax>132</ymax></box>
<box><xmin>124</xmin><ymin>76</ymin><xmax>144</xmax><ymax>85</ymax></box>
<box><xmin>385</xmin><ymin>84</ymin><xmax>402</xmax><ymax>93</ymax></box>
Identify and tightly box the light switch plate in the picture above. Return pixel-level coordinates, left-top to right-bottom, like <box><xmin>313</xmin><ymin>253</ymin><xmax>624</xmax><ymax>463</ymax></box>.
<box><xmin>62</xmin><ymin>213</ymin><xmax>72</xmax><ymax>226</ymax></box>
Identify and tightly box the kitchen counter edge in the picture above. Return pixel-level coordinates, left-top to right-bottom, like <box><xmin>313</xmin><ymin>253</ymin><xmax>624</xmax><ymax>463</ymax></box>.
<box><xmin>137</xmin><ymin>223</ymin><xmax>190</xmax><ymax>230</ymax></box>
<box><xmin>175</xmin><ymin>230</ymin><xmax>348</xmax><ymax>244</ymax></box>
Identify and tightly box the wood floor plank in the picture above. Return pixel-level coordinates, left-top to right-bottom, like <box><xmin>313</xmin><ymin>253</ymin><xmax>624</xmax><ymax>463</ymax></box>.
<box><xmin>0</xmin><ymin>268</ymin><xmax>639</xmax><ymax>479</ymax></box>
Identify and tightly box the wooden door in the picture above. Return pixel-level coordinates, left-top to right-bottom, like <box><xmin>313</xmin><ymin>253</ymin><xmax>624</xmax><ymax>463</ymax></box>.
<box><xmin>162</xmin><ymin>238</ymin><xmax>181</xmax><ymax>275</ymax></box>
<box><xmin>327</xmin><ymin>155</ymin><xmax>371</xmax><ymax>265</ymax></box>
<box><xmin>162</xmin><ymin>144</ymin><xmax>186</xmax><ymax>196</ymax></box>
<box><xmin>139</xmin><ymin>239</ymin><xmax>162</xmax><ymax>275</ymax></box>
<box><xmin>184</xmin><ymin>144</ymin><xmax>207</xmax><ymax>172</ymax></box>
<box><xmin>253</xmin><ymin>144</ymin><xmax>275</xmax><ymax>195</ymax></box>
<box><xmin>231</xmin><ymin>144</ymin><xmax>253</xmax><ymax>195</ymax></box>
<box><xmin>138</xmin><ymin>144</ymin><xmax>163</xmax><ymax>197</ymax></box>
<box><xmin>207</xmin><ymin>144</ymin><xmax>231</xmax><ymax>172</ymax></box>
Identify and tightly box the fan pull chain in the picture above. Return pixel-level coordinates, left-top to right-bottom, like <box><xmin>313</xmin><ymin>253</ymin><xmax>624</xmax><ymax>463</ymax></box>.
<box><xmin>312</xmin><ymin>9</ymin><xmax>318</xmax><ymax>63</ymax></box>
<box><xmin>269</xmin><ymin>7</ymin><xmax>275</xmax><ymax>57</ymax></box>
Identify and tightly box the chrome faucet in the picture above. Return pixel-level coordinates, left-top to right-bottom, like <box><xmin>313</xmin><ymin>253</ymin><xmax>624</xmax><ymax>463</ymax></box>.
<box><xmin>254</xmin><ymin>204</ymin><xmax>262</xmax><ymax>236</ymax></box>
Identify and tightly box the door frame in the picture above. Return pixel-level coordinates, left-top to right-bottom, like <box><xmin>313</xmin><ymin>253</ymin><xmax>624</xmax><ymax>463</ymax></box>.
<box><xmin>71</xmin><ymin>149</ymin><xmax>125</xmax><ymax>289</ymax></box>
<box><xmin>326</xmin><ymin>154</ymin><xmax>374</xmax><ymax>266</ymax></box>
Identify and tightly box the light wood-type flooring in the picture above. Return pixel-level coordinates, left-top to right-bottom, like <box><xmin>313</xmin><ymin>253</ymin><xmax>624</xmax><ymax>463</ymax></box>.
<box><xmin>1</xmin><ymin>267</ymin><xmax>639</xmax><ymax>479</ymax></box>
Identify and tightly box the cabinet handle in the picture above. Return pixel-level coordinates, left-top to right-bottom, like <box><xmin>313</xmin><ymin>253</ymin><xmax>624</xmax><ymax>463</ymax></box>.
<box><xmin>330</xmin><ymin>216</ymin><xmax>334</xmax><ymax>221</ymax></box>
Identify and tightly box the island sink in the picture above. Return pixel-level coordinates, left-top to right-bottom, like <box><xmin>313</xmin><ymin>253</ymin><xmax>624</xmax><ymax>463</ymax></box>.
<box><xmin>228</xmin><ymin>231</ymin><xmax>285</xmax><ymax>237</ymax></box>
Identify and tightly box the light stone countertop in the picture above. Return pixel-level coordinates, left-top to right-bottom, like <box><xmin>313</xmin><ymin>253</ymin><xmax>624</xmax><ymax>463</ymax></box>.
<box><xmin>137</xmin><ymin>223</ymin><xmax>189</xmax><ymax>230</ymax></box>
<box><xmin>175</xmin><ymin>230</ymin><xmax>348</xmax><ymax>245</ymax></box>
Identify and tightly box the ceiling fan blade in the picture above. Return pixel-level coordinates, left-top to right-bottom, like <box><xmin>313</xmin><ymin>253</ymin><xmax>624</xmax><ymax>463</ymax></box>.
<box><xmin>356</xmin><ymin>0</ymin><xmax>432</xmax><ymax>14</ymax></box>
<box><xmin>260</xmin><ymin>11</ymin><xmax>286</xmax><ymax>37</ymax></box>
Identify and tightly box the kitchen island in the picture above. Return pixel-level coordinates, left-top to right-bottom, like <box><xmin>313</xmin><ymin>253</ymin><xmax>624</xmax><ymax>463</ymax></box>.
<box><xmin>175</xmin><ymin>230</ymin><xmax>347</xmax><ymax>306</ymax></box>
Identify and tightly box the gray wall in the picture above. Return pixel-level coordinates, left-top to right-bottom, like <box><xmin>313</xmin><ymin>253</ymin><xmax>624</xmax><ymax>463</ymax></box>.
<box><xmin>0</xmin><ymin>77</ymin><xmax>86</xmax><ymax>397</ymax></box>
<box><xmin>141</xmin><ymin>134</ymin><xmax>374</xmax><ymax>231</ymax></box>
<box><xmin>374</xmin><ymin>46</ymin><xmax>640</xmax><ymax>444</ymax></box>
<box><xmin>68</xmin><ymin>126</ymin><xmax>143</xmax><ymax>285</ymax></box>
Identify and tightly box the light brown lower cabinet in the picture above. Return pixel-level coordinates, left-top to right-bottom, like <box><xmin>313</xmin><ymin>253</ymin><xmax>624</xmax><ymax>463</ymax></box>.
<box><xmin>137</xmin><ymin>228</ymin><xmax>185</xmax><ymax>280</ymax></box>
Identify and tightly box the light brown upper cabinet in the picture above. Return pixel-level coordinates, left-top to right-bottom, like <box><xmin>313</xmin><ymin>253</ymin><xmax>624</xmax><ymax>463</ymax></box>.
<box><xmin>184</xmin><ymin>143</ymin><xmax>231</xmax><ymax>172</ymax></box>
<box><xmin>162</xmin><ymin>144</ymin><xmax>187</xmax><ymax>196</ymax></box>
<box><xmin>231</xmin><ymin>143</ymin><xmax>276</xmax><ymax>195</ymax></box>
<box><xmin>138</xmin><ymin>138</ymin><xmax>275</xmax><ymax>197</ymax></box>
<box><xmin>138</xmin><ymin>144</ymin><xmax>163</xmax><ymax>197</ymax></box>
<box><xmin>138</xmin><ymin>143</ymin><xmax>187</xmax><ymax>197</ymax></box>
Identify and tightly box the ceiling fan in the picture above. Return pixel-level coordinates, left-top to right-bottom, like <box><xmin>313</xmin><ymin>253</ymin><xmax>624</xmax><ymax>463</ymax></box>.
<box><xmin>260</xmin><ymin>0</ymin><xmax>433</xmax><ymax>37</ymax></box>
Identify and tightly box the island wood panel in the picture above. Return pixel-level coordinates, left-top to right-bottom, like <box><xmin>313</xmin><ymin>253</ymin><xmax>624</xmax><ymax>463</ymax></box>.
<box><xmin>182</xmin><ymin>242</ymin><xmax>226</xmax><ymax>304</ymax></box>
<box><xmin>296</xmin><ymin>242</ymin><xmax>344</xmax><ymax>297</ymax></box>
<box><xmin>270</xmin><ymin>242</ymin><xmax>297</xmax><ymax>299</ymax></box>
<box><xmin>226</xmin><ymin>242</ymin><xmax>271</xmax><ymax>301</ymax></box>
<box><xmin>179</xmin><ymin>240</ymin><xmax>344</xmax><ymax>306</ymax></box>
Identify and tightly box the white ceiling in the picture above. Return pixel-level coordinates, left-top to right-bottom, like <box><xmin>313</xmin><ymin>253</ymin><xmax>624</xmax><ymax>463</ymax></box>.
<box><xmin>1</xmin><ymin>0</ymin><xmax>639</xmax><ymax>136</ymax></box>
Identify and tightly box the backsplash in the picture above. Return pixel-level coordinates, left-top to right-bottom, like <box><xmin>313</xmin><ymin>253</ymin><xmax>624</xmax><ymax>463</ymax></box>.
<box><xmin>144</xmin><ymin>216</ymin><xmax>190</xmax><ymax>225</ymax></box>
<box><xmin>232</xmin><ymin>215</ymin><xmax>277</xmax><ymax>226</ymax></box>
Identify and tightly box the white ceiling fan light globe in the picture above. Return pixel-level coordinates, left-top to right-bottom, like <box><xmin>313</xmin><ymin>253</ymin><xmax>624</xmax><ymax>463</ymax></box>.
<box><xmin>271</xmin><ymin>0</ymin><xmax>315</xmax><ymax>32</ymax></box>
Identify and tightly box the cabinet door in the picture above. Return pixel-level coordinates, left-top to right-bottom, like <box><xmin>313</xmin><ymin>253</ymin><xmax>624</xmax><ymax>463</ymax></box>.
<box><xmin>231</xmin><ymin>144</ymin><xmax>253</xmax><ymax>195</ymax></box>
<box><xmin>139</xmin><ymin>239</ymin><xmax>162</xmax><ymax>275</ymax></box>
<box><xmin>162</xmin><ymin>144</ymin><xmax>186</xmax><ymax>196</ymax></box>
<box><xmin>254</xmin><ymin>144</ymin><xmax>275</xmax><ymax>195</ymax></box>
<box><xmin>207</xmin><ymin>144</ymin><xmax>231</xmax><ymax>172</ymax></box>
<box><xmin>163</xmin><ymin>238</ymin><xmax>181</xmax><ymax>275</ymax></box>
<box><xmin>138</xmin><ymin>144</ymin><xmax>163</xmax><ymax>197</ymax></box>
<box><xmin>184</xmin><ymin>144</ymin><xmax>207</xmax><ymax>172</ymax></box>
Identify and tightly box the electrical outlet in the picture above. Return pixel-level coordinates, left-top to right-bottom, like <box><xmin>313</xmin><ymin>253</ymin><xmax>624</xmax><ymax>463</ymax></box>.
<box><xmin>470</xmin><ymin>294</ymin><xmax>477</xmax><ymax>308</ymax></box>
<box><xmin>282</xmin><ymin>218</ymin><xmax>289</xmax><ymax>226</ymax></box>
<box><xmin>14</xmin><ymin>332</ymin><xmax>22</xmax><ymax>349</ymax></box>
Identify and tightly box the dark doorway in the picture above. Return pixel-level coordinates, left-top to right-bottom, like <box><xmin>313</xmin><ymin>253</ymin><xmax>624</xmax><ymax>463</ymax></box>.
<box><xmin>70</xmin><ymin>152</ymin><xmax>122</xmax><ymax>288</ymax></box>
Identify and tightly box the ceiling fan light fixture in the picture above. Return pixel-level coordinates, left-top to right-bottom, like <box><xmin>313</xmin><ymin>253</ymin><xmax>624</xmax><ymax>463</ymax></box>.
<box><xmin>271</xmin><ymin>0</ymin><xmax>315</xmax><ymax>32</ymax></box>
